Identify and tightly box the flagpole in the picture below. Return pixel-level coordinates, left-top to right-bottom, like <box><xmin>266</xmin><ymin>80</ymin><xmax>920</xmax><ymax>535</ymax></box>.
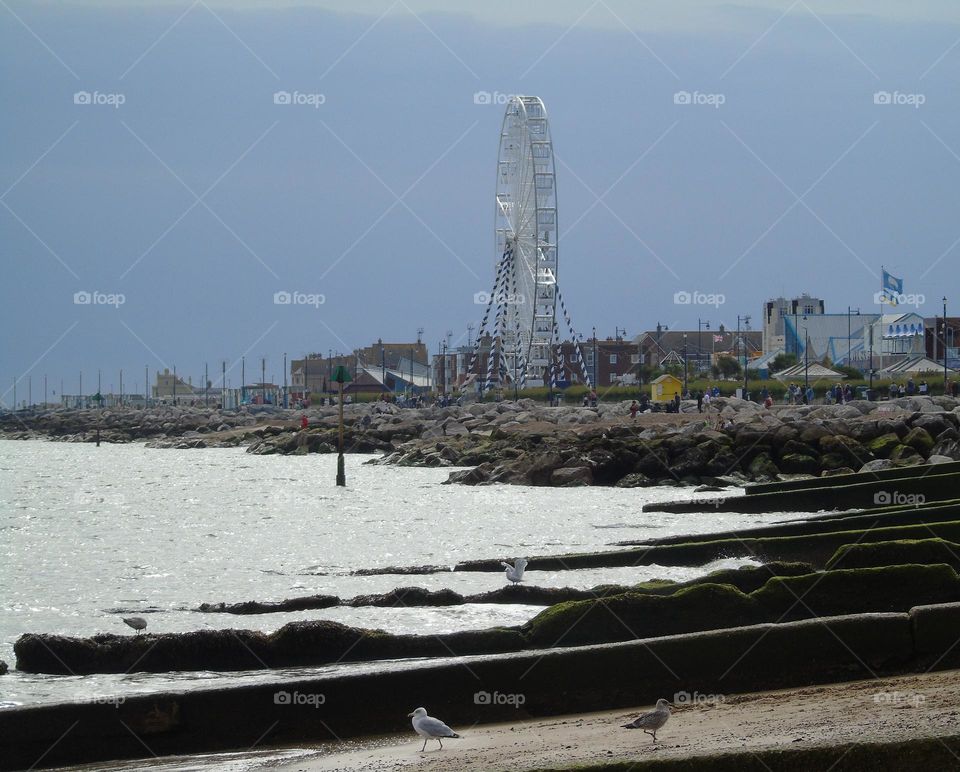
<box><xmin>878</xmin><ymin>266</ymin><xmax>884</xmax><ymax>377</ymax></box>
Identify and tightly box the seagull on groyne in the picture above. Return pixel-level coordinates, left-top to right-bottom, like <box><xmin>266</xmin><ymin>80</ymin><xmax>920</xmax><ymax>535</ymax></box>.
<box><xmin>408</xmin><ymin>706</ymin><xmax>460</xmax><ymax>752</ymax></box>
<box><xmin>501</xmin><ymin>558</ymin><xmax>528</xmax><ymax>583</ymax></box>
<box><xmin>122</xmin><ymin>616</ymin><xmax>147</xmax><ymax>634</ymax></box>
<box><xmin>622</xmin><ymin>698</ymin><xmax>671</xmax><ymax>742</ymax></box>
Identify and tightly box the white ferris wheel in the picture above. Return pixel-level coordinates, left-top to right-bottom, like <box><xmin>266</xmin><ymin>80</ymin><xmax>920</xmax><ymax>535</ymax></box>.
<box><xmin>472</xmin><ymin>95</ymin><xmax>589</xmax><ymax>393</ymax></box>
<box><xmin>495</xmin><ymin>96</ymin><xmax>558</xmax><ymax>387</ymax></box>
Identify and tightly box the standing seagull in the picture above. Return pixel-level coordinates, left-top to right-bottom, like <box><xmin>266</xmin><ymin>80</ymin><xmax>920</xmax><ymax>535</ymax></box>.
<box><xmin>407</xmin><ymin>706</ymin><xmax>460</xmax><ymax>752</ymax></box>
<box><xmin>622</xmin><ymin>698</ymin><xmax>671</xmax><ymax>742</ymax></box>
<box><xmin>122</xmin><ymin>617</ymin><xmax>147</xmax><ymax>635</ymax></box>
<box><xmin>501</xmin><ymin>558</ymin><xmax>528</xmax><ymax>584</ymax></box>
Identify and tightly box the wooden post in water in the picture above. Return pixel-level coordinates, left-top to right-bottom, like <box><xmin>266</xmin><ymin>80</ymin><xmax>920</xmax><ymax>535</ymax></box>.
<box><xmin>332</xmin><ymin>365</ymin><xmax>352</xmax><ymax>486</ymax></box>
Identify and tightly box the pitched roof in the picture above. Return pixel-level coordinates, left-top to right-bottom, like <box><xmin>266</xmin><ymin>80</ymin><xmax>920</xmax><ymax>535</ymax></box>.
<box><xmin>773</xmin><ymin>362</ymin><xmax>847</xmax><ymax>380</ymax></box>
<box><xmin>878</xmin><ymin>356</ymin><xmax>958</xmax><ymax>376</ymax></box>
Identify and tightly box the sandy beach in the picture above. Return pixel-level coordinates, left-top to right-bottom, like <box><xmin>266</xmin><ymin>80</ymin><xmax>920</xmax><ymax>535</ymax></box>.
<box><xmin>265</xmin><ymin>669</ymin><xmax>960</xmax><ymax>771</ymax></box>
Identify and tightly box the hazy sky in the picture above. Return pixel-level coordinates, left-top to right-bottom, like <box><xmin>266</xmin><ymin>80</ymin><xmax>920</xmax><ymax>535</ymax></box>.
<box><xmin>2</xmin><ymin>1</ymin><xmax>959</xmax><ymax>400</ymax></box>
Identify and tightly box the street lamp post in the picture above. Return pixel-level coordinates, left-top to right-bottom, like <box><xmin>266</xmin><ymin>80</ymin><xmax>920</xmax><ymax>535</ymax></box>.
<box><xmin>697</xmin><ymin>318</ymin><xmax>710</xmax><ymax>376</ymax></box>
<box><xmin>737</xmin><ymin>315</ymin><xmax>750</xmax><ymax>398</ymax></box>
<box><xmin>440</xmin><ymin>340</ymin><xmax>446</xmax><ymax>398</ymax></box>
<box><xmin>847</xmin><ymin>306</ymin><xmax>859</xmax><ymax>367</ymax></box>
<box><xmin>803</xmin><ymin>327</ymin><xmax>810</xmax><ymax>398</ymax></box>
<box><xmin>944</xmin><ymin>297</ymin><xmax>949</xmax><ymax>394</ymax></box>
<box><xmin>592</xmin><ymin>326</ymin><xmax>598</xmax><ymax>388</ymax></box>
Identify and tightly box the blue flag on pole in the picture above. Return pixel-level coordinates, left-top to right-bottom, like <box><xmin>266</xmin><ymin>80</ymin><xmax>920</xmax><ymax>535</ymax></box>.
<box><xmin>881</xmin><ymin>269</ymin><xmax>903</xmax><ymax>305</ymax></box>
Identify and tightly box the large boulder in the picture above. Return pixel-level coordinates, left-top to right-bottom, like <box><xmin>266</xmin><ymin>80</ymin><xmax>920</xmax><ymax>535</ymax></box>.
<box><xmin>668</xmin><ymin>441</ymin><xmax>715</xmax><ymax>478</ymax></box>
<box><xmin>931</xmin><ymin>439</ymin><xmax>960</xmax><ymax>461</ymax></box>
<box><xmin>779</xmin><ymin>453</ymin><xmax>820</xmax><ymax>475</ymax></box>
<box><xmin>889</xmin><ymin>444</ymin><xmax>923</xmax><ymax>465</ymax></box>
<box><xmin>819</xmin><ymin>434</ymin><xmax>872</xmax><ymax>467</ymax></box>
<box><xmin>876</xmin><ymin>417</ymin><xmax>910</xmax><ymax>438</ymax></box>
<box><xmin>799</xmin><ymin>423</ymin><xmax>832</xmax><ymax>444</ymax></box>
<box><xmin>778</xmin><ymin>439</ymin><xmax>819</xmax><ymax>459</ymax></box>
<box><xmin>859</xmin><ymin>459</ymin><xmax>895</xmax><ymax>473</ymax></box>
<box><xmin>902</xmin><ymin>426</ymin><xmax>935</xmax><ymax>455</ymax></box>
<box><xmin>550</xmin><ymin>466</ymin><xmax>593</xmax><ymax>487</ymax></box>
<box><xmin>445</xmin><ymin>463</ymin><xmax>493</xmax><ymax>485</ymax></box>
<box><xmin>747</xmin><ymin>453</ymin><xmax>780</xmax><ymax>480</ymax></box>
<box><xmin>868</xmin><ymin>432</ymin><xmax>902</xmax><ymax>458</ymax></box>
<box><xmin>911</xmin><ymin>413</ymin><xmax>954</xmax><ymax>437</ymax></box>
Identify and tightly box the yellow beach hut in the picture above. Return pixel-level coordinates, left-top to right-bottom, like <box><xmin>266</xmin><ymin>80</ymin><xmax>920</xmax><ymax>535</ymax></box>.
<box><xmin>651</xmin><ymin>373</ymin><xmax>683</xmax><ymax>403</ymax></box>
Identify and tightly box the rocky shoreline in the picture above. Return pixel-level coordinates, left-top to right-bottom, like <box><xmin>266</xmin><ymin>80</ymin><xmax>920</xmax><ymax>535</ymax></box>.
<box><xmin>4</xmin><ymin>395</ymin><xmax>960</xmax><ymax>487</ymax></box>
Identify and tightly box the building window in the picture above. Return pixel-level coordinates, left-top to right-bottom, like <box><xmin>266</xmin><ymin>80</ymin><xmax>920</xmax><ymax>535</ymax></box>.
<box><xmin>630</xmin><ymin>354</ymin><xmax>639</xmax><ymax>364</ymax></box>
<box><xmin>609</xmin><ymin>354</ymin><xmax>617</xmax><ymax>364</ymax></box>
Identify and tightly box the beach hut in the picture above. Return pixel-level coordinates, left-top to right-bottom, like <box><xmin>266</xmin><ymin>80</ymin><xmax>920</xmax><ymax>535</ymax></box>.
<box><xmin>651</xmin><ymin>374</ymin><xmax>682</xmax><ymax>403</ymax></box>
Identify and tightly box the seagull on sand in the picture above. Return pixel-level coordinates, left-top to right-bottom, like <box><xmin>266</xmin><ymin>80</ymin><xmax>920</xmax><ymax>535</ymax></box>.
<box><xmin>501</xmin><ymin>558</ymin><xmax>528</xmax><ymax>583</ymax></box>
<box><xmin>408</xmin><ymin>706</ymin><xmax>460</xmax><ymax>752</ymax></box>
<box><xmin>122</xmin><ymin>617</ymin><xmax>147</xmax><ymax>635</ymax></box>
<box><xmin>622</xmin><ymin>698</ymin><xmax>671</xmax><ymax>742</ymax></box>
